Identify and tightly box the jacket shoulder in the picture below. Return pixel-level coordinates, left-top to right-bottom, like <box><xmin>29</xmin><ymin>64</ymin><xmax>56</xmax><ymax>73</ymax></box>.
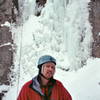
<box><xmin>55</xmin><ymin>79</ymin><xmax>63</xmax><ymax>86</ymax></box>
<box><xmin>55</xmin><ymin>80</ymin><xmax>72</xmax><ymax>100</ymax></box>
<box><xmin>22</xmin><ymin>80</ymin><xmax>32</xmax><ymax>88</ymax></box>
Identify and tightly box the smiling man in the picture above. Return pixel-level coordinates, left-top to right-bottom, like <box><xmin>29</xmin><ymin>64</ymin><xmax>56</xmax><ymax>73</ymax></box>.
<box><xmin>17</xmin><ymin>55</ymin><xmax>72</xmax><ymax>100</ymax></box>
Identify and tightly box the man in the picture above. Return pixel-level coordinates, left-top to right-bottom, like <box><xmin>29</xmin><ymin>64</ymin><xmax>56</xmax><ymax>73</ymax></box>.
<box><xmin>17</xmin><ymin>55</ymin><xmax>72</xmax><ymax>100</ymax></box>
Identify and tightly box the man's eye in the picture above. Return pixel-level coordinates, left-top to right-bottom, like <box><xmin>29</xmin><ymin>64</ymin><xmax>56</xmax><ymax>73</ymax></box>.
<box><xmin>52</xmin><ymin>66</ymin><xmax>55</xmax><ymax>69</ymax></box>
<box><xmin>46</xmin><ymin>66</ymin><xmax>50</xmax><ymax>68</ymax></box>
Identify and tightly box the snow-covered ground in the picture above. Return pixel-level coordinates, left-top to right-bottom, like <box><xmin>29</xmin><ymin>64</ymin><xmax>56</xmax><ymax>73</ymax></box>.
<box><xmin>3</xmin><ymin>58</ymin><xmax>100</xmax><ymax>100</ymax></box>
<box><xmin>1</xmin><ymin>0</ymin><xmax>100</xmax><ymax>100</ymax></box>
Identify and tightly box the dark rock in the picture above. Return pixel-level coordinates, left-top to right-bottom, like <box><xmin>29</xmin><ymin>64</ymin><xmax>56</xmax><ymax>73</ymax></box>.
<box><xmin>36</xmin><ymin>0</ymin><xmax>47</xmax><ymax>6</ymax></box>
<box><xmin>89</xmin><ymin>0</ymin><xmax>100</xmax><ymax>57</ymax></box>
<box><xmin>12</xmin><ymin>0</ymin><xmax>19</xmax><ymax>11</ymax></box>
<box><xmin>35</xmin><ymin>0</ymin><xmax>47</xmax><ymax>16</ymax></box>
<box><xmin>0</xmin><ymin>93</ymin><xmax>4</xmax><ymax>100</ymax></box>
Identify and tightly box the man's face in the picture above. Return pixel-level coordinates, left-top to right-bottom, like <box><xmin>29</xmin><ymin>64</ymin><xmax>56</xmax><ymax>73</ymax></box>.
<box><xmin>41</xmin><ymin>62</ymin><xmax>56</xmax><ymax>79</ymax></box>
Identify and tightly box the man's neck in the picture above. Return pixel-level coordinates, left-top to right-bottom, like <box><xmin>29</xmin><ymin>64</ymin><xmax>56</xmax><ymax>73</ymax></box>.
<box><xmin>41</xmin><ymin>76</ymin><xmax>49</xmax><ymax>86</ymax></box>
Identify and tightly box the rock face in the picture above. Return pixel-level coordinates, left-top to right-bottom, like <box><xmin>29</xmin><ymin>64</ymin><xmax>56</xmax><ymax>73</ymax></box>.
<box><xmin>0</xmin><ymin>0</ymin><xmax>13</xmax><ymax>24</ymax></box>
<box><xmin>0</xmin><ymin>0</ymin><xmax>14</xmax><ymax>85</ymax></box>
<box><xmin>89</xmin><ymin>0</ymin><xmax>100</xmax><ymax>57</ymax></box>
<box><xmin>0</xmin><ymin>0</ymin><xmax>17</xmax><ymax>99</ymax></box>
<box><xmin>0</xmin><ymin>27</ymin><xmax>13</xmax><ymax>85</ymax></box>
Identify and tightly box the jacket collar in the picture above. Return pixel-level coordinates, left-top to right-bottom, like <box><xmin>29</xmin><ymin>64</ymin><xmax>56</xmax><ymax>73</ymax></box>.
<box><xmin>32</xmin><ymin>76</ymin><xmax>44</xmax><ymax>96</ymax></box>
<box><xmin>30</xmin><ymin>75</ymin><xmax>56</xmax><ymax>96</ymax></box>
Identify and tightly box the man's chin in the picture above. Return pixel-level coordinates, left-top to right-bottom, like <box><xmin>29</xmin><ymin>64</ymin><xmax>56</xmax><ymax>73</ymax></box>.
<box><xmin>46</xmin><ymin>75</ymin><xmax>53</xmax><ymax>79</ymax></box>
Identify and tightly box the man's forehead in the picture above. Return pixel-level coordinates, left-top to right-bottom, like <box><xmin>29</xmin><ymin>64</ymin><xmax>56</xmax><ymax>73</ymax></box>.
<box><xmin>43</xmin><ymin>62</ymin><xmax>56</xmax><ymax>66</ymax></box>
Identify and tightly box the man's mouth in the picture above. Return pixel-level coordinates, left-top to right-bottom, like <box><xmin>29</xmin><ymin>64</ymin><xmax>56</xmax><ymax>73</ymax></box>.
<box><xmin>47</xmin><ymin>71</ymin><xmax>53</xmax><ymax>75</ymax></box>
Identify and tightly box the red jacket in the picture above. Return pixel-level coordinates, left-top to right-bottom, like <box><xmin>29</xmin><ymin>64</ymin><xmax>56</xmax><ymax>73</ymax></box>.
<box><xmin>17</xmin><ymin>76</ymin><xmax>72</xmax><ymax>100</ymax></box>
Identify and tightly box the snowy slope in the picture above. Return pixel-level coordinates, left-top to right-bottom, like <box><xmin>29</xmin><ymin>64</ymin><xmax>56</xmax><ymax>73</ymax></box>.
<box><xmin>3</xmin><ymin>58</ymin><xmax>100</xmax><ymax>100</ymax></box>
<box><xmin>55</xmin><ymin>58</ymin><xmax>100</xmax><ymax>100</ymax></box>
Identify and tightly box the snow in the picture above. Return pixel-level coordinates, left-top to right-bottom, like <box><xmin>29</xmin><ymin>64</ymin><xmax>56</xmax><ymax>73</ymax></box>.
<box><xmin>55</xmin><ymin>58</ymin><xmax>100</xmax><ymax>100</ymax></box>
<box><xmin>1</xmin><ymin>0</ymin><xmax>100</xmax><ymax>100</ymax></box>
<box><xmin>0</xmin><ymin>85</ymin><xmax>9</xmax><ymax>93</ymax></box>
<box><xmin>1</xmin><ymin>21</ymin><xmax>11</xmax><ymax>27</ymax></box>
<box><xmin>0</xmin><ymin>42</ymin><xmax>12</xmax><ymax>48</ymax></box>
<box><xmin>98</xmin><ymin>32</ymin><xmax>100</xmax><ymax>36</ymax></box>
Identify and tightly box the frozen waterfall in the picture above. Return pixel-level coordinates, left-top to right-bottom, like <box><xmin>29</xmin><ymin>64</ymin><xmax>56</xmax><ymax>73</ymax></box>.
<box><xmin>14</xmin><ymin>0</ymin><xmax>92</xmax><ymax>73</ymax></box>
